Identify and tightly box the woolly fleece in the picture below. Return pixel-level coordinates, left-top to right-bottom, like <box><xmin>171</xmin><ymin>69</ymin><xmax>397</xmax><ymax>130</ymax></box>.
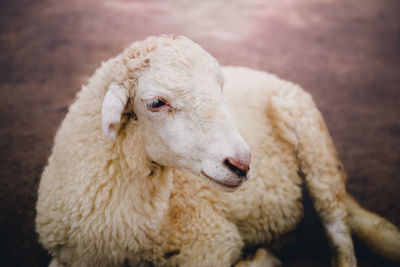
<box><xmin>36</xmin><ymin>35</ymin><xmax>400</xmax><ymax>267</ymax></box>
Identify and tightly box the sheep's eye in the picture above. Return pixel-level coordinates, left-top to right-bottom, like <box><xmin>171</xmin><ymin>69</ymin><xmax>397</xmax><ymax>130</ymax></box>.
<box><xmin>147</xmin><ymin>99</ymin><xmax>168</xmax><ymax>112</ymax></box>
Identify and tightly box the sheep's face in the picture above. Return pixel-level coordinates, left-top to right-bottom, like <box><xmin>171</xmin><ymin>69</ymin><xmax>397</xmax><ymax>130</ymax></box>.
<box><xmin>133</xmin><ymin>40</ymin><xmax>250</xmax><ymax>192</ymax></box>
<box><xmin>102</xmin><ymin>37</ymin><xmax>251</xmax><ymax>192</ymax></box>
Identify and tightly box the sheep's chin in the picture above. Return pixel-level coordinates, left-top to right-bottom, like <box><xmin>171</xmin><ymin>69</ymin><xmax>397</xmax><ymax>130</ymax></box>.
<box><xmin>200</xmin><ymin>170</ymin><xmax>242</xmax><ymax>192</ymax></box>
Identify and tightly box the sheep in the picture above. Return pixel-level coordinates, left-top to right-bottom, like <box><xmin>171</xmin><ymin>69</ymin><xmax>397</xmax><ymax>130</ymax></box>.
<box><xmin>36</xmin><ymin>34</ymin><xmax>400</xmax><ymax>267</ymax></box>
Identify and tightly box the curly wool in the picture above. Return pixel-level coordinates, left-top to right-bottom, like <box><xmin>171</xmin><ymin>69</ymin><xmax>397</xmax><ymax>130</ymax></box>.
<box><xmin>36</xmin><ymin>35</ymin><xmax>400</xmax><ymax>267</ymax></box>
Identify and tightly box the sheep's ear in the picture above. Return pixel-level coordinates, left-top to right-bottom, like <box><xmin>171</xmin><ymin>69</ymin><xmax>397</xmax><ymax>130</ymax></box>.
<box><xmin>101</xmin><ymin>83</ymin><xmax>129</xmax><ymax>140</ymax></box>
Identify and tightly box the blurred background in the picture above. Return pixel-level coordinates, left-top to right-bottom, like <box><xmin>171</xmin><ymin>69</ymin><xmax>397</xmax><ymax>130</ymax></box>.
<box><xmin>0</xmin><ymin>0</ymin><xmax>399</xmax><ymax>266</ymax></box>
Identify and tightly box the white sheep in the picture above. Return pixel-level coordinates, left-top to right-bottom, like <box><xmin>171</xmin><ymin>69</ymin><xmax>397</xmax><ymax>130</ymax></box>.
<box><xmin>36</xmin><ymin>35</ymin><xmax>400</xmax><ymax>267</ymax></box>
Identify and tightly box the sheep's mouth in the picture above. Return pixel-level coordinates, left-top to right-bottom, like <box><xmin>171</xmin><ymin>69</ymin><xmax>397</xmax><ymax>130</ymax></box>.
<box><xmin>200</xmin><ymin>170</ymin><xmax>242</xmax><ymax>192</ymax></box>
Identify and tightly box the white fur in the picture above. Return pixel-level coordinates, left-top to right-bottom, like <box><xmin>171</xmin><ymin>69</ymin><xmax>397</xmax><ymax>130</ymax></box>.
<box><xmin>36</xmin><ymin>35</ymin><xmax>400</xmax><ymax>267</ymax></box>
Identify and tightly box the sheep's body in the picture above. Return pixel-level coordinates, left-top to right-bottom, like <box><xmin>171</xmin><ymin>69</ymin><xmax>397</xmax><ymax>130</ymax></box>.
<box><xmin>160</xmin><ymin>67</ymin><xmax>307</xmax><ymax>266</ymax></box>
<box><xmin>36</xmin><ymin>35</ymin><xmax>400</xmax><ymax>267</ymax></box>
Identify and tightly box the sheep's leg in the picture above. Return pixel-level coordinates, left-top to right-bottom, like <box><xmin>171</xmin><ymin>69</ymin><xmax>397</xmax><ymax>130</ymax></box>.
<box><xmin>345</xmin><ymin>195</ymin><xmax>400</xmax><ymax>262</ymax></box>
<box><xmin>49</xmin><ymin>258</ymin><xmax>90</xmax><ymax>267</ymax></box>
<box><xmin>323</xmin><ymin>216</ymin><xmax>356</xmax><ymax>267</ymax></box>
<box><xmin>168</xmin><ymin>228</ymin><xmax>244</xmax><ymax>267</ymax></box>
<box><xmin>161</xmin><ymin>202</ymin><xmax>244</xmax><ymax>267</ymax></box>
<box><xmin>294</xmin><ymin>109</ymin><xmax>355</xmax><ymax>267</ymax></box>
<box><xmin>48</xmin><ymin>258</ymin><xmax>65</xmax><ymax>267</ymax></box>
<box><xmin>269</xmin><ymin>91</ymin><xmax>356</xmax><ymax>267</ymax></box>
<box><xmin>297</xmin><ymin>145</ymin><xmax>356</xmax><ymax>267</ymax></box>
<box><xmin>235</xmin><ymin>248</ymin><xmax>282</xmax><ymax>267</ymax></box>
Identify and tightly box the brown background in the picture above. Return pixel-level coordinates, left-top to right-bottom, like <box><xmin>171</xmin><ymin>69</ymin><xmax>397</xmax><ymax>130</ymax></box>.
<box><xmin>0</xmin><ymin>0</ymin><xmax>399</xmax><ymax>266</ymax></box>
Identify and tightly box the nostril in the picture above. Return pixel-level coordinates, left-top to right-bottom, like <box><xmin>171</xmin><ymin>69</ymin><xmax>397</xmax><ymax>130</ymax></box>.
<box><xmin>224</xmin><ymin>157</ymin><xmax>249</xmax><ymax>178</ymax></box>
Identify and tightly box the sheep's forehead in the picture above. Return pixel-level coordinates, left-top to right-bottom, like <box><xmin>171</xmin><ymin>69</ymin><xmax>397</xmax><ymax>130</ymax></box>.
<box><xmin>148</xmin><ymin>39</ymin><xmax>223</xmax><ymax>96</ymax></box>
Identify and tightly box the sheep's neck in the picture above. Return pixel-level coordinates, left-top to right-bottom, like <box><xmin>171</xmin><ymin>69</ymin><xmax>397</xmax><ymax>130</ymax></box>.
<box><xmin>112</xmin><ymin>123</ymin><xmax>173</xmax><ymax>218</ymax></box>
<box><xmin>101</xmin><ymin>139</ymin><xmax>172</xmax><ymax>254</ymax></box>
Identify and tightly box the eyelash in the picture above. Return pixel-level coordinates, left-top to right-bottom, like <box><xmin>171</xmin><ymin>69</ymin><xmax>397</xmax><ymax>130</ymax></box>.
<box><xmin>146</xmin><ymin>98</ymin><xmax>169</xmax><ymax>112</ymax></box>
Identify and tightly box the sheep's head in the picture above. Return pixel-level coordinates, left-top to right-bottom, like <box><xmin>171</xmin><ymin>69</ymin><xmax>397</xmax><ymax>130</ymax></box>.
<box><xmin>102</xmin><ymin>36</ymin><xmax>251</xmax><ymax>192</ymax></box>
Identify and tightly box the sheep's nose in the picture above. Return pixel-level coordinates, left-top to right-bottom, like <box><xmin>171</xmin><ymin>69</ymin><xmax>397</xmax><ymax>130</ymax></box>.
<box><xmin>224</xmin><ymin>157</ymin><xmax>249</xmax><ymax>179</ymax></box>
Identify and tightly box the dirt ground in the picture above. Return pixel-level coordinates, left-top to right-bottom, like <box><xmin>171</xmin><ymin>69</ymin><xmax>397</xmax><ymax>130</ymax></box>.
<box><xmin>0</xmin><ymin>0</ymin><xmax>399</xmax><ymax>266</ymax></box>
